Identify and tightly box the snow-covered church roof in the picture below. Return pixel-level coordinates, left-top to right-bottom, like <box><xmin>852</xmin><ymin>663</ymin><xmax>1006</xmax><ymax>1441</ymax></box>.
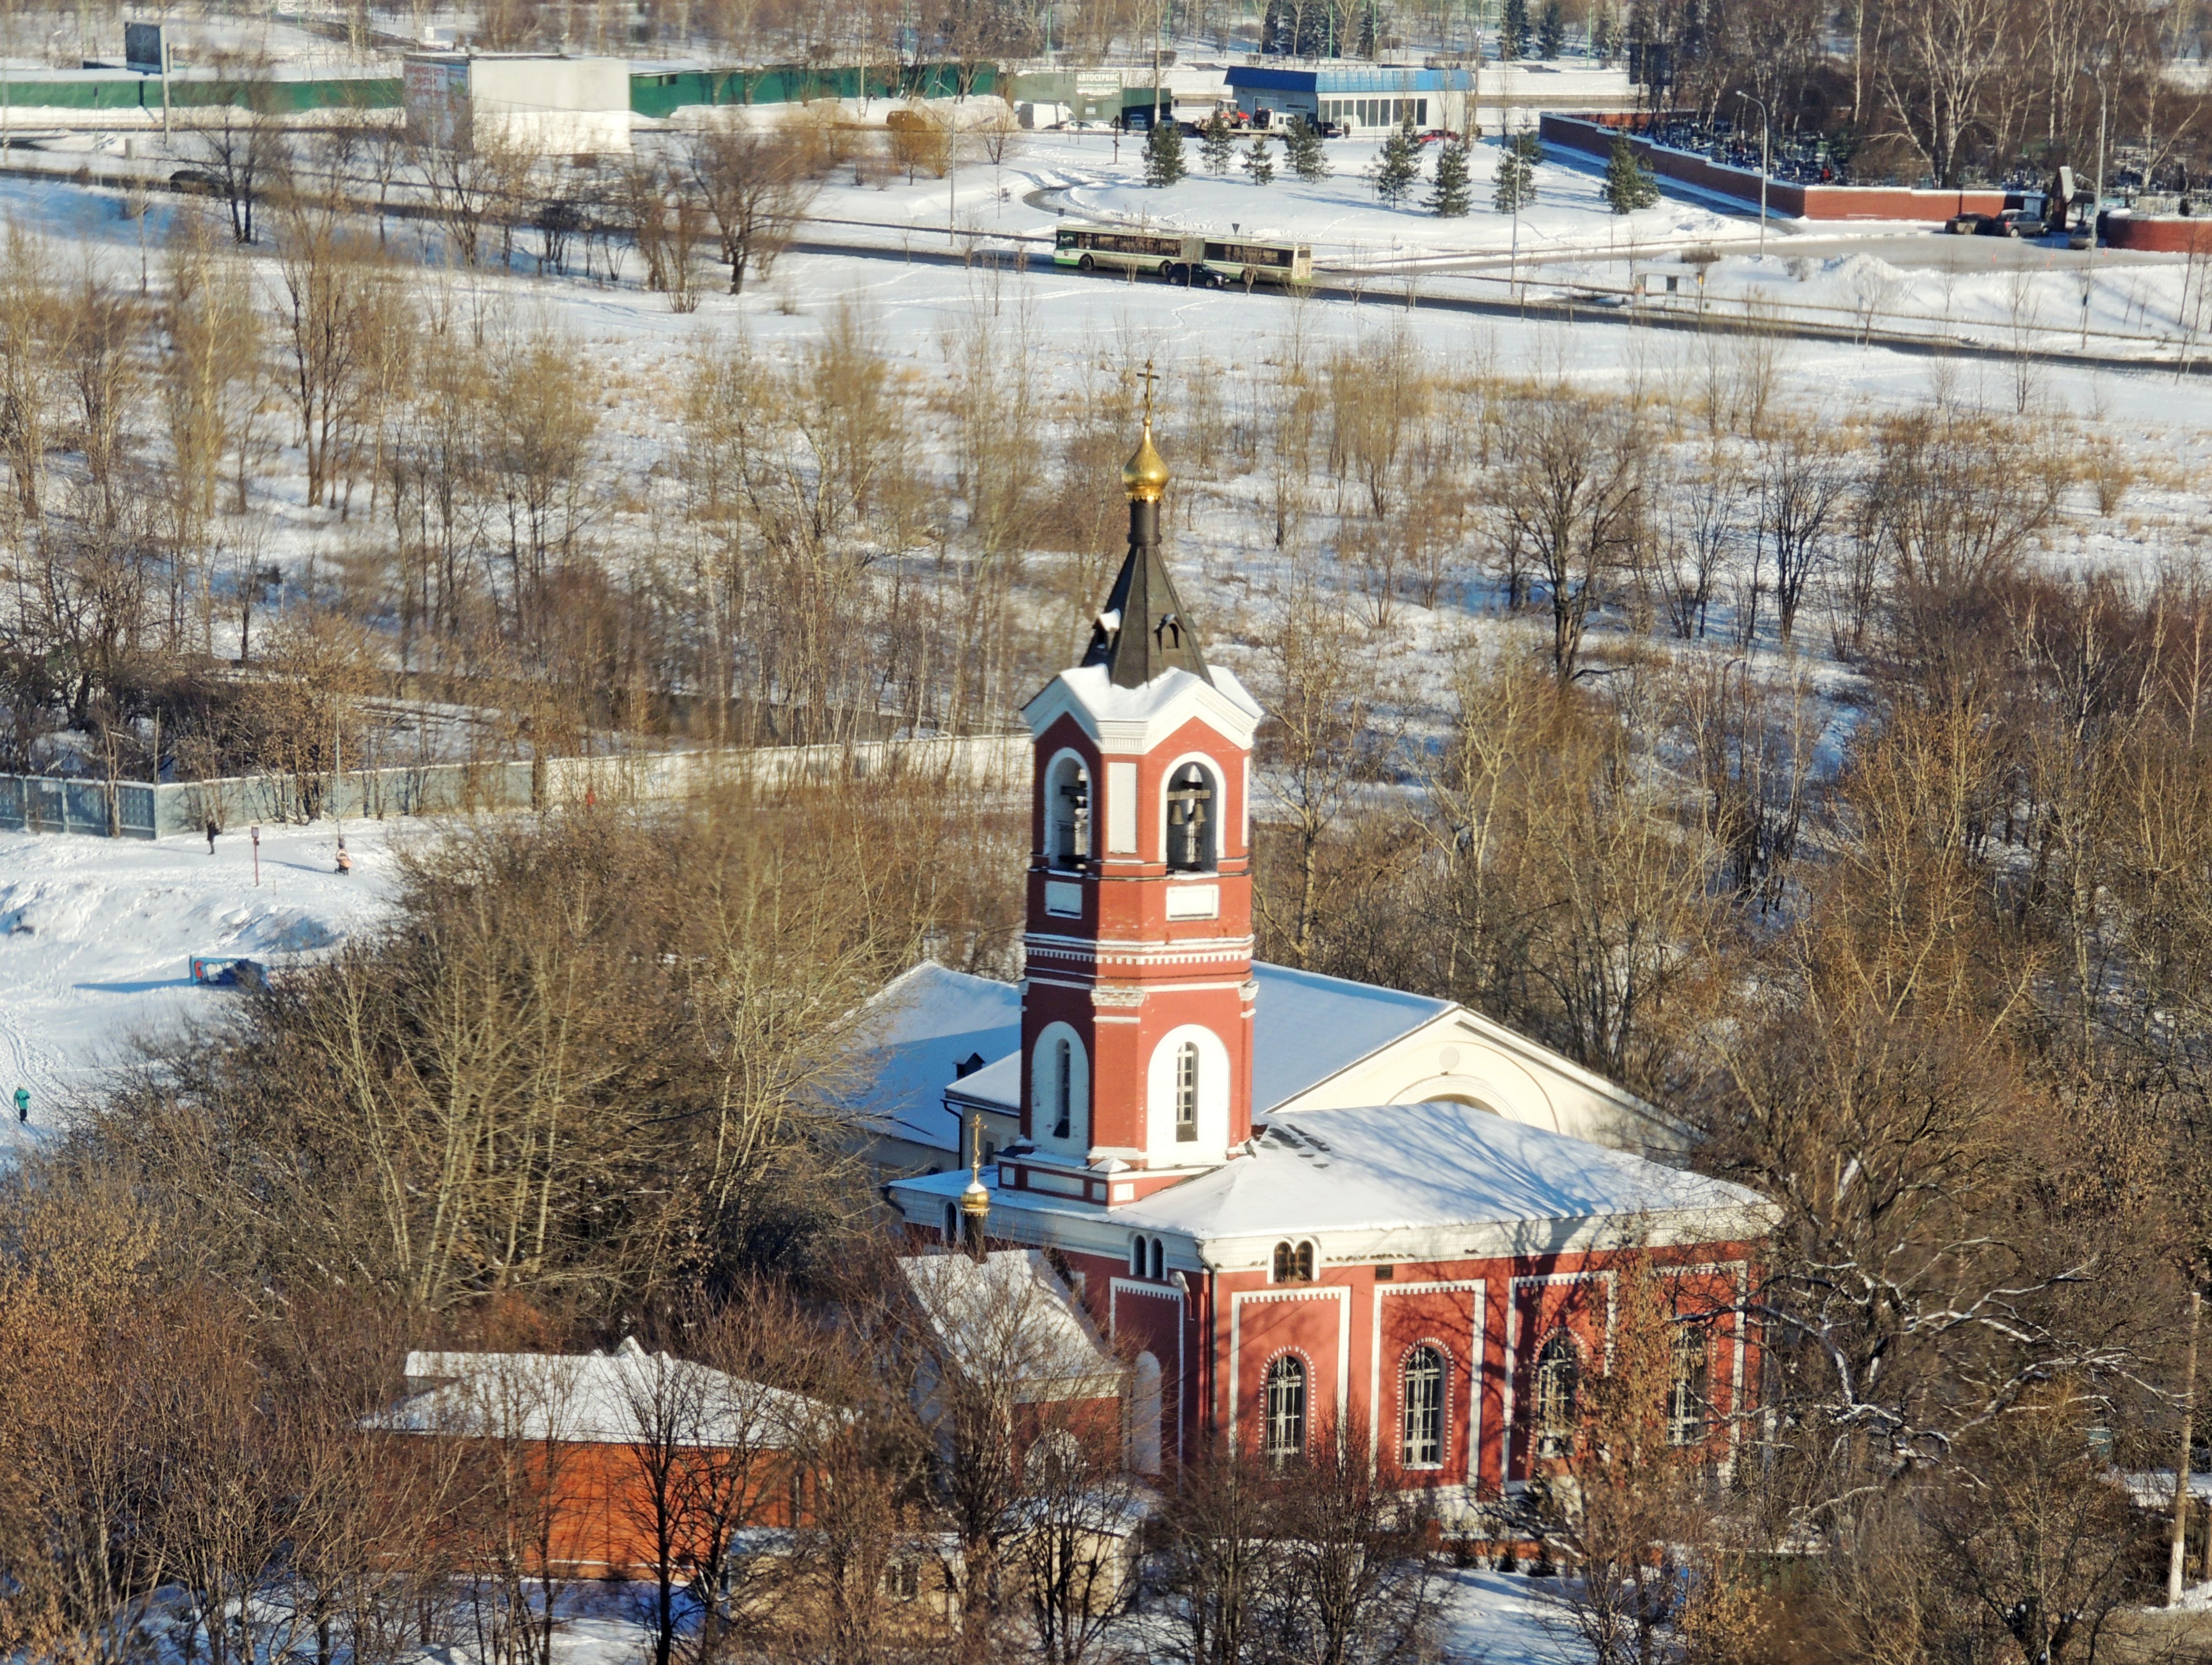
<box><xmin>835</xmin><ymin>960</ymin><xmax>1461</xmax><ymax>1154</ymax></box>
<box><xmin>892</xmin><ymin>1102</ymin><xmax>1775</xmax><ymax>1268</ymax></box>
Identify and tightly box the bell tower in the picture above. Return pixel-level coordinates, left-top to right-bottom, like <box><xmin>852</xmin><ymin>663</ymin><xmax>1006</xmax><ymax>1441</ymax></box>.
<box><xmin>1001</xmin><ymin>376</ymin><xmax>1265</xmax><ymax>1209</ymax></box>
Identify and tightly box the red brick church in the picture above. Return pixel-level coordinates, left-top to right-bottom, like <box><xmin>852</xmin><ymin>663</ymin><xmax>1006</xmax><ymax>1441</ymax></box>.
<box><xmin>875</xmin><ymin>415</ymin><xmax>1774</xmax><ymax>1512</ymax></box>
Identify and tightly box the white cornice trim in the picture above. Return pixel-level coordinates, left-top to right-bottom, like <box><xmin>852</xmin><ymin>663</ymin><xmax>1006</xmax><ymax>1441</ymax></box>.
<box><xmin>1024</xmin><ymin>667</ymin><xmax>1263</xmax><ymax>754</ymax></box>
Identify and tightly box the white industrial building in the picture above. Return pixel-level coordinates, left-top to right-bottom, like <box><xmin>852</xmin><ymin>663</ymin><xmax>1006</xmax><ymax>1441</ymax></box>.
<box><xmin>403</xmin><ymin>52</ymin><xmax>631</xmax><ymax>154</ymax></box>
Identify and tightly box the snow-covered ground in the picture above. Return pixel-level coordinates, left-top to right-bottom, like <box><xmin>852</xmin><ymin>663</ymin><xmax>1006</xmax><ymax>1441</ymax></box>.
<box><xmin>0</xmin><ymin>819</ymin><xmax>409</xmax><ymax>1147</ymax></box>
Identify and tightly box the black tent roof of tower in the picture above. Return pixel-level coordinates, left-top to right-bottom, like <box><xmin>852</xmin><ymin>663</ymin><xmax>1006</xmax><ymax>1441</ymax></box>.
<box><xmin>1084</xmin><ymin>421</ymin><xmax>1213</xmax><ymax>691</ymax></box>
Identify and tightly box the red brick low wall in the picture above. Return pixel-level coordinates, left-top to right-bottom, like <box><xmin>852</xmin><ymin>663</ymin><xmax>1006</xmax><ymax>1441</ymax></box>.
<box><xmin>2102</xmin><ymin>214</ymin><xmax>2212</xmax><ymax>253</ymax></box>
<box><xmin>1538</xmin><ymin>113</ymin><xmax>2007</xmax><ymax>224</ymax></box>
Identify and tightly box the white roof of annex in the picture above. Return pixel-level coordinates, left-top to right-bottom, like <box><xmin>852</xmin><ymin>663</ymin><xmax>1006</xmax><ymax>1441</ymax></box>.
<box><xmin>374</xmin><ymin>1337</ymin><xmax>824</xmax><ymax>1447</ymax></box>
<box><xmin>891</xmin><ymin>1101</ymin><xmax>1776</xmax><ymax>1273</ymax></box>
<box><xmin>899</xmin><ymin>1249</ymin><xmax>1125</xmax><ymax>1401</ymax></box>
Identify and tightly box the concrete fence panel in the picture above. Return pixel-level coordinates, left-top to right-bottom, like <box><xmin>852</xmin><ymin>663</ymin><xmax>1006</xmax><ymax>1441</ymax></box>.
<box><xmin>1</xmin><ymin>735</ymin><xmax>1026</xmax><ymax>843</ymax></box>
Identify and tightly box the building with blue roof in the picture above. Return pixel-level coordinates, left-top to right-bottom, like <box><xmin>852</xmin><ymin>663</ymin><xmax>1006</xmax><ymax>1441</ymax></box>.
<box><xmin>1227</xmin><ymin>62</ymin><xmax>1473</xmax><ymax>134</ymax></box>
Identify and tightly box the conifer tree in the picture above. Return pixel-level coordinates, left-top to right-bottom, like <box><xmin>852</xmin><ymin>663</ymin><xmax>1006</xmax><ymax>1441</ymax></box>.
<box><xmin>1241</xmin><ymin>131</ymin><xmax>1276</xmax><ymax>185</ymax></box>
<box><xmin>1371</xmin><ymin>112</ymin><xmax>1421</xmax><ymax>206</ymax></box>
<box><xmin>1493</xmin><ymin>133</ymin><xmax>1537</xmax><ymax>212</ymax></box>
<box><xmin>1283</xmin><ymin>115</ymin><xmax>1330</xmax><ymax>181</ymax></box>
<box><xmin>1590</xmin><ymin>3</ymin><xmax>1615</xmax><ymax>62</ymax></box>
<box><xmin>1428</xmin><ymin>137</ymin><xmax>1473</xmax><ymax>216</ymax></box>
<box><xmin>1601</xmin><ymin>131</ymin><xmax>1659</xmax><ymax>213</ymax></box>
<box><xmin>1537</xmin><ymin>0</ymin><xmax>1565</xmax><ymax>57</ymax></box>
<box><xmin>1200</xmin><ymin>109</ymin><xmax>1238</xmax><ymax>174</ymax></box>
<box><xmin>1499</xmin><ymin>0</ymin><xmax>1530</xmax><ymax>58</ymax></box>
<box><xmin>1145</xmin><ymin>115</ymin><xmax>1188</xmax><ymax>187</ymax></box>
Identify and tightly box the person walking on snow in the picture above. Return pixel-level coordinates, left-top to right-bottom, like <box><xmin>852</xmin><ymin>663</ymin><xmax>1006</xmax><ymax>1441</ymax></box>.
<box><xmin>206</xmin><ymin>818</ymin><xmax>218</xmax><ymax>854</ymax></box>
<box><xmin>335</xmin><ymin>836</ymin><xmax>352</xmax><ymax>877</ymax></box>
<box><xmin>13</xmin><ymin>1087</ymin><xmax>26</xmax><ymax>1125</ymax></box>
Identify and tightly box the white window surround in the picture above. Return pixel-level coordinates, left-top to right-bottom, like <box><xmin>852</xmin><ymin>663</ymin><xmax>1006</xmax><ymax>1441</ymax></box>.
<box><xmin>1031</xmin><ymin>1022</ymin><xmax>1091</xmax><ymax>1157</ymax></box>
<box><xmin>1369</xmin><ymin>1279</ymin><xmax>1485</xmax><ymax>1485</ymax></box>
<box><xmin>1501</xmin><ymin>1270</ymin><xmax>1616</xmax><ymax>1486</ymax></box>
<box><xmin>1228</xmin><ymin>1284</ymin><xmax>1350</xmax><ymax>1450</ymax></box>
<box><xmin>1110</xmin><ymin>1278</ymin><xmax>1186</xmax><ymax>1466</ymax></box>
<box><xmin>1146</xmin><ymin>1024</ymin><xmax>1231</xmax><ymax>1160</ymax></box>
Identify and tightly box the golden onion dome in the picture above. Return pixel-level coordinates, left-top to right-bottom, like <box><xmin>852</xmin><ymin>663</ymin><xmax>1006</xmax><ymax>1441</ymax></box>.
<box><xmin>1122</xmin><ymin>421</ymin><xmax>1170</xmax><ymax>502</ymax></box>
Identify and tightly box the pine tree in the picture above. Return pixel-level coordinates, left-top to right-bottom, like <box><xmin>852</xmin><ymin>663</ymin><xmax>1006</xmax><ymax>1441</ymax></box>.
<box><xmin>1144</xmin><ymin>115</ymin><xmax>1188</xmax><ymax>188</ymax></box>
<box><xmin>1537</xmin><ymin>0</ymin><xmax>1565</xmax><ymax>57</ymax></box>
<box><xmin>1200</xmin><ymin>109</ymin><xmax>1238</xmax><ymax>174</ymax></box>
<box><xmin>1283</xmin><ymin>115</ymin><xmax>1331</xmax><ymax>182</ymax></box>
<box><xmin>1590</xmin><ymin>3</ymin><xmax>1615</xmax><ymax>62</ymax></box>
<box><xmin>1493</xmin><ymin>140</ymin><xmax>1534</xmax><ymax>213</ymax></box>
<box><xmin>1241</xmin><ymin>131</ymin><xmax>1276</xmax><ymax>185</ymax></box>
<box><xmin>1499</xmin><ymin>0</ymin><xmax>1530</xmax><ymax>58</ymax></box>
<box><xmin>1427</xmin><ymin>137</ymin><xmax>1473</xmax><ymax>216</ymax></box>
<box><xmin>1601</xmin><ymin>131</ymin><xmax>1659</xmax><ymax>213</ymax></box>
<box><xmin>1371</xmin><ymin>111</ymin><xmax>1421</xmax><ymax>206</ymax></box>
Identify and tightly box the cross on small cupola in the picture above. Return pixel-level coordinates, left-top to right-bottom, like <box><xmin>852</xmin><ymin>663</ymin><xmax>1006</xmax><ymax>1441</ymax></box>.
<box><xmin>1082</xmin><ymin>364</ymin><xmax>1212</xmax><ymax>691</ymax></box>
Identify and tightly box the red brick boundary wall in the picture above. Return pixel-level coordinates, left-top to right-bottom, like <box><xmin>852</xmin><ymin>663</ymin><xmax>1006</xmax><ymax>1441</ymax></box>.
<box><xmin>2102</xmin><ymin>215</ymin><xmax>2212</xmax><ymax>253</ymax></box>
<box><xmin>1539</xmin><ymin>112</ymin><xmax>2008</xmax><ymax>224</ymax></box>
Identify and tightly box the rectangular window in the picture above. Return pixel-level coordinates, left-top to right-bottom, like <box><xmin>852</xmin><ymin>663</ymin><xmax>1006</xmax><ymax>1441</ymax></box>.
<box><xmin>1418</xmin><ymin>98</ymin><xmax>1428</xmax><ymax>125</ymax></box>
<box><xmin>1175</xmin><ymin>1045</ymin><xmax>1198</xmax><ymax>1141</ymax></box>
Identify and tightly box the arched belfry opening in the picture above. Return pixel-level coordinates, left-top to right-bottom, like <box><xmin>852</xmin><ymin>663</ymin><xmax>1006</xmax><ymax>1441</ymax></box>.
<box><xmin>1166</xmin><ymin>763</ymin><xmax>1217</xmax><ymax>872</ymax></box>
<box><xmin>1048</xmin><ymin>755</ymin><xmax>1091</xmax><ymax>870</ymax></box>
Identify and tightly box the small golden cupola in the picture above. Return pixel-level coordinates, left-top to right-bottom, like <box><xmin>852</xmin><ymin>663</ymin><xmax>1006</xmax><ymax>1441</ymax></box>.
<box><xmin>1121</xmin><ymin>421</ymin><xmax>1170</xmax><ymax>501</ymax></box>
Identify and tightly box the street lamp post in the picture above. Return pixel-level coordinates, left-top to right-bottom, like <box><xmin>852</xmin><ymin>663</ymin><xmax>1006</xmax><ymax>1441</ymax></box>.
<box><xmin>1735</xmin><ymin>90</ymin><xmax>1769</xmax><ymax>256</ymax></box>
<box><xmin>2076</xmin><ymin>64</ymin><xmax>2108</xmax><ymax>259</ymax></box>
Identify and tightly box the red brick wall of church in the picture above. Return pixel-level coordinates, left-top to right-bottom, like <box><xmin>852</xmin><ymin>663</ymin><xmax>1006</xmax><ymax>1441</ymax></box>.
<box><xmin>1050</xmin><ymin>1239</ymin><xmax>1760</xmax><ymax>1493</ymax></box>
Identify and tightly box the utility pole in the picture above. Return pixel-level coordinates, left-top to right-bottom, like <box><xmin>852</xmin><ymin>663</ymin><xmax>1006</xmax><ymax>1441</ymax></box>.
<box><xmin>161</xmin><ymin>31</ymin><xmax>171</xmax><ymax>148</ymax></box>
<box><xmin>1735</xmin><ymin>89</ymin><xmax>1767</xmax><ymax>256</ymax></box>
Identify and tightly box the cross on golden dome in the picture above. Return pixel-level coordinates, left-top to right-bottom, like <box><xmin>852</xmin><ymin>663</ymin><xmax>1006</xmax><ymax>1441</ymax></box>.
<box><xmin>1122</xmin><ymin>359</ymin><xmax>1170</xmax><ymax>502</ymax></box>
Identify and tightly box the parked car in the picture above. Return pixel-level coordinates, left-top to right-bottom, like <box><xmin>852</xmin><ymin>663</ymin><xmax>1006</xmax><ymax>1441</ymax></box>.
<box><xmin>1946</xmin><ymin>213</ymin><xmax>1989</xmax><ymax>234</ymax></box>
<box><xmin>169</xmin><ymin>167</ymin><xmax>220</xmax><ymax>195</ymax></box>
<box><xmin>1994</xmin><ymin>208</ymin><xmax>2046</xmax><ymax>237</ymax></box>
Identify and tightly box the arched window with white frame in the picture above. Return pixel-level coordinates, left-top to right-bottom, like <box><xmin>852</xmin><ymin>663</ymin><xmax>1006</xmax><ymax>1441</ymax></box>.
<box><xmin>1148</xmin><ymin>1026</ymin><xmax>1229</xmax><ymax>1157</ymax></box>
<box><xmin>1129</xmin><ymin>1235</ymin><xmax>1148</xmax><ymax>1278</ymax></box>
<box><xmin>1032</xmin><ymin>1024</ymin><xmax>1089</xmax><ymax>1154</ymax></box>
<box><xmin>1401</xmin><ymin>1345</ymin><xmax>1446</xmax><ymax>1470</ymax></box>
<box><xmin>1667</xmin><ymin>1326</ymin><xmax>1710</xmax><ymax>1447</ymax></box>
<box><xmin>1149</xmin><ymin>1238</ymin><xmax>1165</xmax><ymax>1281</ymax></box>
<box><xmin>1264</xmin><ymin>1354</ymin><xmax>1307</xmax><ymax>1461</ymax></box>
<box><xmin>1533</xmin><ymin>1332</ymin><xmax>1580</xmax><ymax>1460</ymax></box>
<box><xmin>1271</xmin><ymin>1240</ymin><xmax>1318</xmax><ymax>1283</ymax></box>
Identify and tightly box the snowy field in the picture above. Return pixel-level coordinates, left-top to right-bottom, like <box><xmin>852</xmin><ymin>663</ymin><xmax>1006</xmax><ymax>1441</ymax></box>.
<box><xmin>0</xmin><ymin>818</ymin><xmax>410</xmax><ymax>1149</ymax></box>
